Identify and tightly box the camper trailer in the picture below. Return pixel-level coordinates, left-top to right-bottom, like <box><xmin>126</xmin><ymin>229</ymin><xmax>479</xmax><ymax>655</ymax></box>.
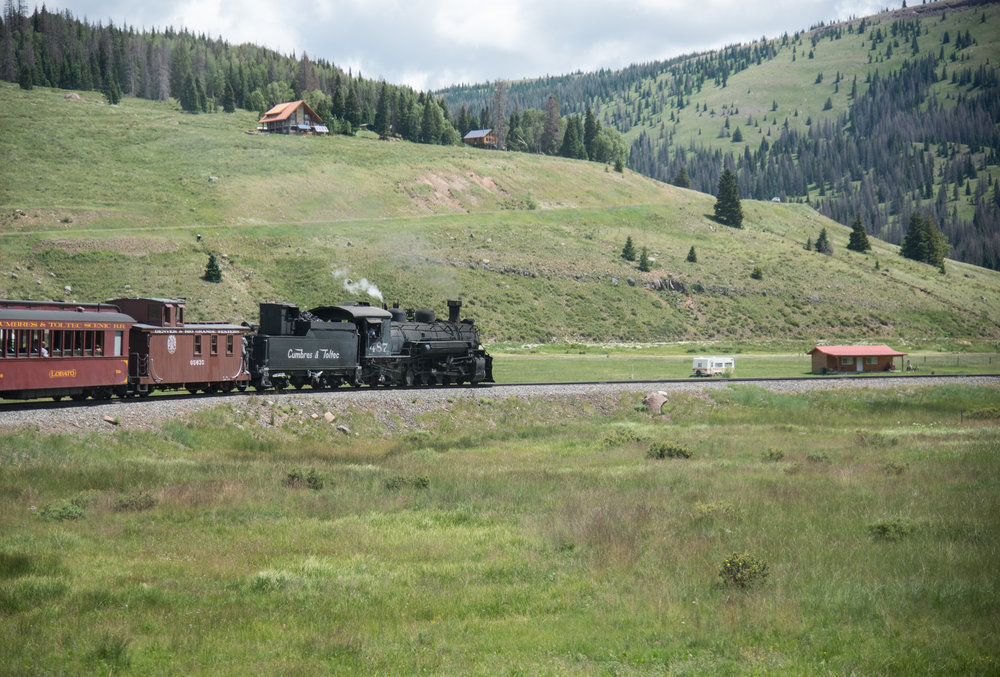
<box><xmin>691</xmin><ymin>356</ymin><xmax>734</xmax><ymax>377</ymax></box>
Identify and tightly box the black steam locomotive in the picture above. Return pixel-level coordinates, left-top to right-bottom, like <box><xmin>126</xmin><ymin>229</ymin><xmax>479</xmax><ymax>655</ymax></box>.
<box><xmin>0</xmin><ymin>297</ymin><xmax>492</xmax><ymax>401</ymax></box>
<box><xmin>247</xmin><ymin>298</ymin><xmax>493</xmax><ymax>391</ymax></box>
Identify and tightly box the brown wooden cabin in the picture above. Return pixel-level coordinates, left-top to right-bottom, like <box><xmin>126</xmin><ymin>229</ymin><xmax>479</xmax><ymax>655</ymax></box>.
<box><xmin>258</xmin><ymin>100</ymin><xmax>328</xmax><ymax>135</ymax></box>
<box><xmin>463</xmin><ymin>128</ymin><xmax>498</xmax><ymax>149</ymax></box>
<box><xmin>807</xmin><ymin>344</ymin><xmax>907</xmax><ymax>374</ymax></box>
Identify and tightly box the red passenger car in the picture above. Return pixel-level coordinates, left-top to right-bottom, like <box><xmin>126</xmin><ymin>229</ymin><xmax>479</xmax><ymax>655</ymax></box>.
<box><xmin>0</xmin><ymin>299</ymin><xmax>135</xmax><ymax>400</ymax></box>
<box><xmin>109</xmin><ymin>297</ymin><xmax>250</xmax><ymax>394</ymax></box>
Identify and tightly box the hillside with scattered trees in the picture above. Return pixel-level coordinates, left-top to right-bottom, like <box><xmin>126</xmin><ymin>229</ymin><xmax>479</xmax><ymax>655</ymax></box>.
<box><xmin>441</xmin><ymin>0</ymin><xmax>1000</xmax><ymax>270</ymax></box>
<box><xmin>1</xmin><ymin>0</ymin><xmax>998</xmax><ymax>269</ymax></box>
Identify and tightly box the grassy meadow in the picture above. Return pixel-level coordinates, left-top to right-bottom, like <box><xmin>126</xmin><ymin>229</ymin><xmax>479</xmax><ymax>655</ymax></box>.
<box><xmin>492</xmin><ymin>345</ymin><xmax>1000</xmax><ymax>382</ymax></box>
<box><xmin>1</xmin><ymin>383</ymin><xmax>998</xmax><ymax>674</ymax></box>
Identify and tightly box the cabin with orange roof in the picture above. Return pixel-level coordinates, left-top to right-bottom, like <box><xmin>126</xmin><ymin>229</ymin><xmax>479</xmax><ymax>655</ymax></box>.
<box><xmin>257</xmin><ymin>101</ymin><xmax>328</xmax><ymax>135</ymax></box>
<box><xmin>807</xmin><ymin>344</ymin><xmax>907</xmax><ymax>374</ymax></box>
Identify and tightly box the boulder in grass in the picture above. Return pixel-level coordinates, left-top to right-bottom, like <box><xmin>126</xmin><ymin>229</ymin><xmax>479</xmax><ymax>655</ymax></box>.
<box><xmin>643</xmin><ymin>391</ymin><xmax>668</xmax><ymax>414</ymax></box>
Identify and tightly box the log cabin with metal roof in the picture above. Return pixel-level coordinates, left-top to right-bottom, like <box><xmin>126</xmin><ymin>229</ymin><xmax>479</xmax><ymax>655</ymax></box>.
<box><xmin>807</xmin><ymin>344</ymin><xmax>907</xmax><ymax>374</ymax></box>
<box><xmin>257</xmin><ymin>100</ymin><xmax>328</xmax><ymax>135</ymax></box>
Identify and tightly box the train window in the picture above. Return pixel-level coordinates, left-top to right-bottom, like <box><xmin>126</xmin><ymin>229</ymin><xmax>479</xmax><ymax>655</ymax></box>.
<box><xmin>194</xmin><ymin>335</ymin><xmax>202</xmax><ymax>356</ymax></box>
<box><xmin>74</xmin><ymin>331</ymin><xmax>84</xmax><ymax>356</ymax></box>
<box><xmin>147</xmin><ymin>304</ymin><xmax>160</xmax><ymax>324</ymax></box>
<box><xmin>210</xmin><ymin>335</ymin><xmax>218</xmax><ymax>356</ymax></box>
<box><xmin>114</xmin><ymin>331</ymin><xmax>123</xmax><ymax>357</ymax></box>
<box><xmin>50</xmin><ymin>330</ymin><xmax>63</xmax><ymax>357</ymax></box>
<box><xmin>94</xmin><ymin>332</ymin><xmax>104</xmax><ymax>356</ymax></box>
<box><xmin>84</xmin><ymin>331</ymin><xmax>94</xmax><ymax>356</ymax></box>
<box><xmin>226</xmin><ymin>335</ymin><xmax>234</xmax><ymax>356</ymax></box>
<box><xmin>164</xmin><ymin>306</ymin><xmax>172</xmax><ymax>325</ymax></box>
<box><xmin>1</xmin><ymin>329</ymin><xmax>8</xmax><ymax>357</ymax></box>
<box><xmin>178</xmin><ymin>307</ymin><xmax>184</xmax><ymax>324</ymax></box>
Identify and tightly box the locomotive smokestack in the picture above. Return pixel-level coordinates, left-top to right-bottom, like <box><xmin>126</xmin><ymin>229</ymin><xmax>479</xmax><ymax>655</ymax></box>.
<box><xmin>447</xmin><ymin>299</ymin><xmax>461</xmax><ymax>323</ymax></box>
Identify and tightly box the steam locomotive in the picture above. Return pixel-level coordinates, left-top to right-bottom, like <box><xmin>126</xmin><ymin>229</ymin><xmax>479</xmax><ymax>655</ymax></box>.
<box><xmin>0</xmin><ymin>296</ymin><xmax>492</xmax><ymax>401</ymax></box>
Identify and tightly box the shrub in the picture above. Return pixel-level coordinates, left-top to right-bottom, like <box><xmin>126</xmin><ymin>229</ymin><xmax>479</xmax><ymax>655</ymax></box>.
<box><xmin>966</xmin><ymin>407</ymin><xmax>1000</xmax><ymax>419</ymax></box>
<box><xmin>601</xmin><ymin>429</ymin><xmax>644</xmax><ymax>447</ymax></box>
<box><xmin>384</xmin><ymin>475</ymin><xmax>429</xmax><ymax>491</ymax></box>
<box><xmin>750</xmin><ymin>266</ymin><xmax>764</xmax><ymax>280</ymax></box>
<box><xmin>868</xmin><ymin>518</ymin><xmax>913</xmax><ymax>541</ymax></box>
<box><xmin>761</xmin><ymin>447</ymin><xmax>785</xmax><ymax>462</ymax></box>
<box><xmin>38</xmin><ymin>500</ymin><xmax>85</xmax><ymax>522</ymax></box>
<box><xmin>719</xmin><ymin>552</ymin><xmax>769</xmax><ymax>588</ymax></box>
<box><xmin>856</xmin><ymin>430</ymin><xmax>898</xmax><ymax>447</ymax></box>
<box><xmin>114</xmin><ymin>490</ymin><xmax>157</xmax><ymax>512</ymax></box>
<box><xmin>648</xmin><ymin>442</ymin><xmax>692</xmax><ymax>459</ymax></box>
<box><xmin>882</xmin><ymin>462</ymin><xmax>907</xmax><ymax>476</ymax></box>
<box><xmin>285</xmin><ymin>468</ymin><xmax>324</xmax><ymax>490</ymax></box>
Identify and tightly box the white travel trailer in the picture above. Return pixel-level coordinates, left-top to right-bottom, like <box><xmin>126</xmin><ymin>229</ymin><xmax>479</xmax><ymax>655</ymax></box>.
<box><xmin>691</xmin><ymin>356</ymin><xmax>735</xmax><ymax>377</ymax></box>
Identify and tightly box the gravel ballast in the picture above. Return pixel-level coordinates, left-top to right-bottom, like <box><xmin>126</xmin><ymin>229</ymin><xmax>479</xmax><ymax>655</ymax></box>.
<box><xmin>1</xmin><ymin>375</ymin><xmax>996</xmax><ymax>433</ymax></box>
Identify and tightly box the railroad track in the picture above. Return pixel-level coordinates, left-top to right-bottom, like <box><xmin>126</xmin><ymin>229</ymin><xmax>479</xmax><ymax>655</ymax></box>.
<box><xmin>2</xmin><ymin>371</ymin><xmax>996</xmax><ymax>415</ymax></box>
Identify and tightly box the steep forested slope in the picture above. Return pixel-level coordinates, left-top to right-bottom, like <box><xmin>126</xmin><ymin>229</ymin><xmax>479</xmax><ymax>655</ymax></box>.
<box><xmin>440</xmin><ymin>0</ymin><xmax>1000</xmax><ymax>270</ymax></box>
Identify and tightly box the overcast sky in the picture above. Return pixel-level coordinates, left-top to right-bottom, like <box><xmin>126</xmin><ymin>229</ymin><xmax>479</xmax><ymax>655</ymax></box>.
<box><xmin>53</xmin><ymin>1</ymin><xmax>887</xmax><ymax>91</ymax></box>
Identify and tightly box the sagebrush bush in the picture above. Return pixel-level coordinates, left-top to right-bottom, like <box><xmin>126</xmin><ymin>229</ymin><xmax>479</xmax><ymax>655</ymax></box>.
<box><xmin>285</xmin><ymin>468</ymin><xmax>324</xmax><ymax>490</ymax></box>
<box><xmin>761</xmin><ymin>447</ymin><xmax>785</xmax><ymax>462</ymax></box>
<box><xmin>966</xmin><ymin>407</ymin><xmax>1000</xmax><ymax>419</ymax></box>
<box><xmin>602</xmin><ymin>429</ymin><xmax>645</xmax><ymax>447</ymax></box>
<box><xmin>719</xmin><ymin>552</ymin><xmax>770</xmax><ymax>588</ymax></box>
<box><xmin>882</xmin><ymin>461</ymin><xmax>907</xmax><ymax>476</ymax></box>
<box><xmin>648</xmin><ymin>442</ymin><xmax>692</xmax><ymax>459</ymax></box>
<box><xmin>868</xmin><ymin>518</ymin><xmax>913</xmax><ymax>541</ymax></box>
<box><xmin>114</xmin><ymin>490</ymin><xmax>157</xmax><ymax>512</ymax></box>
<box><xmin>855</xmin><ymin>430</ymin><xmax>898</xmax><ymax>447</ymax></box>
<box><xmin>38</xmin><ymin>500</ymin><xmax>84</xmax><ymax>522</ymax></box>
<box><xmin>384</xmin><ymin>475</ymin><xmax>429</xmax><ymax>491</ymax></box>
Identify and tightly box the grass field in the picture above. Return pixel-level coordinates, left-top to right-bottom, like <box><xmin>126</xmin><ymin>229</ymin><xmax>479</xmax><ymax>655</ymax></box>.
<box><xmin>492</xmin><ymin>349</ymin><xmax>1000</xmax><ymax>382</ymax></box>
<box><xmin>1</xmin><ymin>383</ymin><xmax>998</xmax><ymax>675</ymax></box>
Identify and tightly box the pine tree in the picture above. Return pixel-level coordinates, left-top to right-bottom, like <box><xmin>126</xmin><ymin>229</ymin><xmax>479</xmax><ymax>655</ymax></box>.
<box><xmin>374</xmin><ymin>82</ymin><xmax>390</xmax><ymax>139</ymax></box>
<box><xmin>17</xmin><ymin>63</ymin><xmax>32</xmax><ymax>90</ymax></box>
<box><xmin>222</xmin><ymin>81</ymin><xmax>236</xmax><ymax>113</ymax></box>
<box><xmin>583</xmin><ymin>106</ymin><xmax>600</xmax><ymax>160</ymax></box>
<box><xmin>900</xmin><ymin>212</ymin><xmax>949</xmax><ymax>266</ymax></box>
<box><xmin>672</xmin><ymin>166</ymin><xmax>690</xmax><ymax>188</ymax></box>
<box><xmin>621</xmin><ymin>236</ymin><xmax>636</xmax><ymax>261</ymax></box>
<box><xmin>638</xmin><ymin>247</ymin><xmax>651</xmax><ymax>272</ymax></box>
<box><xmin>559</xmin><ymin>115</ymin><xmax>586</xmax><ymax>159</ymax></box>
<box><xmin>203</xmin><ymin>254</ymin><xmax>222</xmax><ymax>283</ymax></box>
<box><xmin>713</xmin><ymin>168</ymin><xmax>743</xmax><ymax>228</ymax></box>
<box><xmin>686</xmin><ymin>246</ymin><xmax>697</xmax><ymax>263</ymax></box>
<box><xmin>846</xmin><ymin>213</ymin><xmax>871</xmax><ymax>252</ymax></box>
<box><xmin>815</xmin><ymin>228</ymin><xmax>833</xmax><ymax>255</ymax></box>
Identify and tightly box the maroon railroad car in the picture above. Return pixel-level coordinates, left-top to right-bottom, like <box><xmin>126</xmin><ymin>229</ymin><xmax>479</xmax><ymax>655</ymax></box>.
<box><xmin>0</xmin><ymin>300</ymin><xmax>135</xmax><ymax>400</ymax></box>
<box><xmin>109</xmin><ymin>297</ymin><xmax>250</xmax><ymax>394</ymax></box>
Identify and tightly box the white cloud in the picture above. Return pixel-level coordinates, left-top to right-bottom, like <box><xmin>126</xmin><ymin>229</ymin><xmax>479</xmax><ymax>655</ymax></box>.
<box><xmin>53</xmin><ymin>0</ymin><xmax>901</xmax><ymax>91</ymax></box>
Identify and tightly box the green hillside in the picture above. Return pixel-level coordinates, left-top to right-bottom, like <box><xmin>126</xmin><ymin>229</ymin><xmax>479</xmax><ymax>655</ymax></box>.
<box><xmin>440</xmin><ymin>0</ymin><xmax>1000</xmax><ymax>269</ymax></box>
<box><xmin>1</xmin><ymin>81</ymin><xmax>999</xmax><ymax>345</ymax></box>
